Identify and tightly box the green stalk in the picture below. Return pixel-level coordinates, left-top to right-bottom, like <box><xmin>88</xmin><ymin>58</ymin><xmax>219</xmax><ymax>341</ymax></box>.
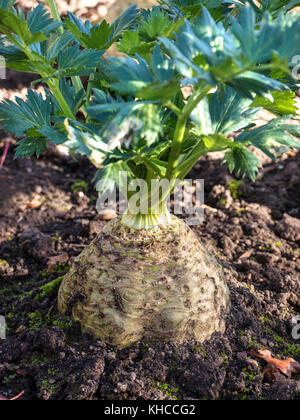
<box><xmin>176</xmin><ymin>144</ymin><xmax>207</xmax><ymax>180</ymax></box>
<box><xmin>181</xmin><ymin>85</ymin><xmax>211</xmax><ymax>120</ymax></box>
<box><xmin>125</xmin><ymin>85</ymin><xmax>214</xmax><ymax>230</ymax></box>
<box><xmin>165</xmin><ymin>85</ymin><xmax>211</xmax><ymax>181</ymax></box>
<box><xmin>139</xmin><ymin>156</ymin><xmax>165</xmax><ymax>178</ymax></box>
<box><xmin>165</xmin><ymin>115</ymin><xmax>187</xmax><ymax>180</ymax></box>
<box><xmin>121</xmin><ymin>172</ymin><xmax>179</xmax><ymax>230</ymax></box>
<box><xmin>49</xmin><ymin>80</ymin><xmax>75</xmax><ymax>119</ymax></box>
<box><xmin>177</xmin><ymin>144</ymin><xmax>229</xmax><ymax>180</ymax></box>
<box><xmin>122</xmin><ymin>176</ymin><xmax>172</xmax><ymax>230</ymax></box>
<box><xmin>46</xmin><ymin>0</ymin><xmax>85</xmax><ymax>97</ymax></box>
<box><xmin>122</xmin><ymin>209</ymin><xmax>172</xmax><ymax>230</ymax></box>
<box><xmin>85</xmin><ymin>73</ymin><xmax>95</xmax><ymax>104</ymax></box>
<box><xmin>46</xmin><ymin>0</ymin><xmax>63</xmax><ymax>35</ymax></box>
<box><xmin>165</xmin><ymin>100</ymin><xmax>181</xmax><ymax>116</ymax></box>
<box><xmin>23</xmin><ymin>45</ymin><xmax>75</xmax><ymax>119</ymax></box>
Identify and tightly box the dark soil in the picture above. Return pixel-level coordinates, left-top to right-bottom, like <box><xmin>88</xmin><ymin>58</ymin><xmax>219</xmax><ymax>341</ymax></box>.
<box><xmin>0</xmin><ymin>71</ymin><xmax>300</xmax><ymax>400</ymax></box>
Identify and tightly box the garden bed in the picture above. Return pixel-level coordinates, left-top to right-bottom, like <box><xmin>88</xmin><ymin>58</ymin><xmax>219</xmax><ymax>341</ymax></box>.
<box><xmin>0</xmin><ymin>0</ymin><xmax>300</xmax><ymax>401</ymax></box>
<box><xmin>0</xmin><ymin>76</ymin><xmax>299</xmax><ymax>399</ymax></box>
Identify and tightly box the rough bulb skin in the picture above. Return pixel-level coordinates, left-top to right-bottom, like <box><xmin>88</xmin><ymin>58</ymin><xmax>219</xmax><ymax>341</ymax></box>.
<box><xmin>58</xmin><ymin>216</ymin><xmax>230</xmax><ymax>347</ymax></box>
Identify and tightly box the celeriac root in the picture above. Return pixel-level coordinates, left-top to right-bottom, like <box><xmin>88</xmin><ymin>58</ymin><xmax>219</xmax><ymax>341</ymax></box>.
<box><xmin>58</xmin><ymin>216</ymin><xmax>230</xmax><ymax>347</ymax></box>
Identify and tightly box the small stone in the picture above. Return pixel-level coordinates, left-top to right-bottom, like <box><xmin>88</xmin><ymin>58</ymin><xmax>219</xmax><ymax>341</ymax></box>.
<box><xmin>89</xmin><ymin>221</ymin><xmax>103</xmax><ymax>236</ymax></box>
<box><xmin>38</xmin><ymin>327</ymin><xmax>66</xmax><ymax>353</ymax></box>
<box><xmin>100</xmin><ymin>210</ymin><xmax>118</xmax><ymax>221</ymax></box>
<box><xmin>275</xmin><ymin>213</ymin><xmax>300</xmax><ymax>242</ymax></box>
<box><xmin>47</xmin><ymin>253</ymin><xmax>69</xmax><ymax>272</ymax></box>
<box><xmin>106</xmin><ymin>352</ymin><xmax>116</xmax><ymax>361</ymax></box>
<box><xmin>97</xmin><ymin>5</ymin><xmax>107</xmax><ymax>16</ymax></box>
<box><xmin>246</xmin><ymin>359</ymin><xmax>260</xmax><ymax>371</ymax></box>
<box><xmin>128</xmin><ymin>372</ymin><xmax>137</xmax><ymax>382</ymax></box>
<box><xmin>116</xmin><ymin>382</ymin><xmax>128</xmax><ymax>392</ymax></box>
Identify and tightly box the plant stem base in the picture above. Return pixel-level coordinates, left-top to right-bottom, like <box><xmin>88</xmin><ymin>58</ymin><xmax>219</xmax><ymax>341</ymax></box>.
<box><xmin>58</xmin><ymin>216</ymin><xmax>230</xmax><ymax>348</ymax></box>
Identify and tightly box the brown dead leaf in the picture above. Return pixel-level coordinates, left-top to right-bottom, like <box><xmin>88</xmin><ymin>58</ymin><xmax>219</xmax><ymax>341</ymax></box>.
<box><xmin>251</xmin><ymin>349</ymin><xmax>300</xmax><ymax>382</ymax></box>
<box><xmin>263</xmin><ymin>365</ymin><xmax>287</xmax><ymax>384</ymax></box>
<box><xmin>47</xmin><ymin>253</ymin><xmax>69</xmax><ymax>272</ymax></box>
<box><xmin>237</xmin><ymin>249</ymin><xmax>254</xmax><ymax>262</ymax></box>
<box><xmin>26</xmin><ymin>194</ymin><xmax>43</xmax><ymax>209</ymax></box>
<box><xmin>15</xmin><ymin>325</ymin><xmax>26</xmax><ymax>334</ymax></box>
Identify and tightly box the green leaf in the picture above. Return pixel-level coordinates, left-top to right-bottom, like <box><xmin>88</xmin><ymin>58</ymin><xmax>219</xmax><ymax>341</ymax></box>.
<box><xmin>158</xmin><ymin>0</ymin><xmax>234</xmax><ymax>19</ymax></box>
<box><xmin>110</xmin><ymin>4</ymin><xmax>140</xmax><ymax>41</ymax></box>
<box><xmin>58</xmin><ymin>45</ymin><xmax>103</xmax><ymax>70</ymax></box>
<box><xmin>139</xmin><ymin>8</ymin><xmax>171</xmax><ymax>42</ymax></box>
<box><xmin>65</xmin><ymin>14</ymin><xmax>113</xmax><ymax>50</ymax></box>
<box><xmin>235</xmin><ymin>0</ymin><xmax>300</xmax><ymax>17</ymax></box>
<box><xmin>0</xmin><ymin>4</ymin><xmax>61</xmax><ymax>46</ymax></box>
<box><xmin>108</xmin><ymin>54</ymin><xmax>154</xmax><ymax>95</ymax></box>
<box><xmin>88</xmin><ymin>21</ymin><xmax>114</xmax><ymax>49</ymax></box>
<box><xmin>251</xmin><ymin>91</ymin><xmax>298</xmax><ymax>116</ymax></box>
<box><xmin>117</xmin><ymin>31</ymin><xmax>154</xmax><ymax>56</ymax></box>
<box><xmin>63</xmin><ymin>121</ymin><xmax>109</xmax><ymax>161</ymax></box>
<box><xmin>0</xmin><ymin>8</ymin><xmax>38</xmax><ymax>45</ymax></box>
<box><xmin>108</xmin><ymin>47</ymin><xmax>178</xmax><ymax>100</ymax></box>
<box><xmin>160</xmin><ymin>7</ymin><xmax>300</xmax><ymax>96</ymax></box>
<box><xmin>0</xmin><ymin>0</ymin><xmax>15</xmax><ymax>9</ymax></box>
<box><xmin>8</xmin><ymin>53</ymin><xmax>54</xmax><ymax>75</ymax></box>
<box><xmin>93</xmin><ymin>161</ymin><xmax>132</xmax><ymax>196</ymax></box>
<box><xmin>58</xmin><ymin>79</ymin><xmax>85</xmax><ymax>114</ymax></box>
<box><xmin>231</xmin><ymin>7</ymin><xmax>300</xmax><ymax>64</ymax></box>
<box><xmin>134</xmin><ymin>104</ymin><xmax>163</xmax><ymax>147</ymax></box>
<box><xmin>235</xmin><ymin>117</ymin><xmax>300</xmax><ymax>160</ymax></box>
<box><xmin>14</xmin><ymin>137</ymin><xmax>47</xmax><ymax>158</ymax></box>
<box><xmin>0</xmin><ymin>89</ymin><xmax>52</xmax><ymax>136</ymax></box>
<box><xmin>223</xmin><ymin>144</ymin><xmax>262</xmax><ymax>181</ymax></box>
<box><xmin>88</xmin><ymin>100</ymin><xmax>163</xmax><ymax>150</ymax></box>
<box><xmin>139</xmin><ymin>7</ymin><xmax>185</xmax><ymax>41</ymax></box>
<box><xmin>27</xmin><ymin>4</ymin><xmax>61</xmax><ymax>37</ymax></box>
<box><xmin>229</xmin><ymin>71</ymin><xmax>288</xmax><ymax>99</ymax></box>
<box><xmin>138</xmin><ymin>80</ymin><xmax>180</xmax><ymax>101</ymax></box>
<box><xmin>137</xmin><ymin>46</ymin><xmax>179</xmax><ymax>100</ymax></box>
<box><xmin>38</xmin><ymin>125</ymin><xmax>68</xmax><ymax>145</ymax></box>
<box><xmin>163</xmin><ymin>8</ymin><xmax>237</xmax><ymax>67</ymax></box>
<box><xmin>202</xmin><ymin>133</ymin><xmax>232</xmax><ymax>149</ymax></box>
<box><xmin>0</xmin><ymin>39</ymin><xmax>27</xmax><ymax>63</ymax></box>
<box><xmin>54</xmin><ymin>45</ymin><xmax>103</xmax><ymax>79</ymax></box>
<box><xmin>151</xmin><ymin>45</ymin><xmax>177</xmax><ymax>82</ymax></box>
<box><xmin>159</xmin><ymin>15</ymin><xmax>224</xmax><ymax>85</ymax></box>
<box><xmin>191</xmin><ymin>86</ymin><xmax>260</xmax><ymax>135</ymax></box>
<box><xmin>88</xmin><ymin>89</ymin><xmax>128</xmax><ymax>125</ymax></box>
<box><xmin>46</xmin><ymin>31</ymin><xmax>74</xmax><ymax>61</ymax></box>
<box><xmin>65</xmin><ymin>5</ymin><xmax>139</xmax><ymax>50</ymax></box>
